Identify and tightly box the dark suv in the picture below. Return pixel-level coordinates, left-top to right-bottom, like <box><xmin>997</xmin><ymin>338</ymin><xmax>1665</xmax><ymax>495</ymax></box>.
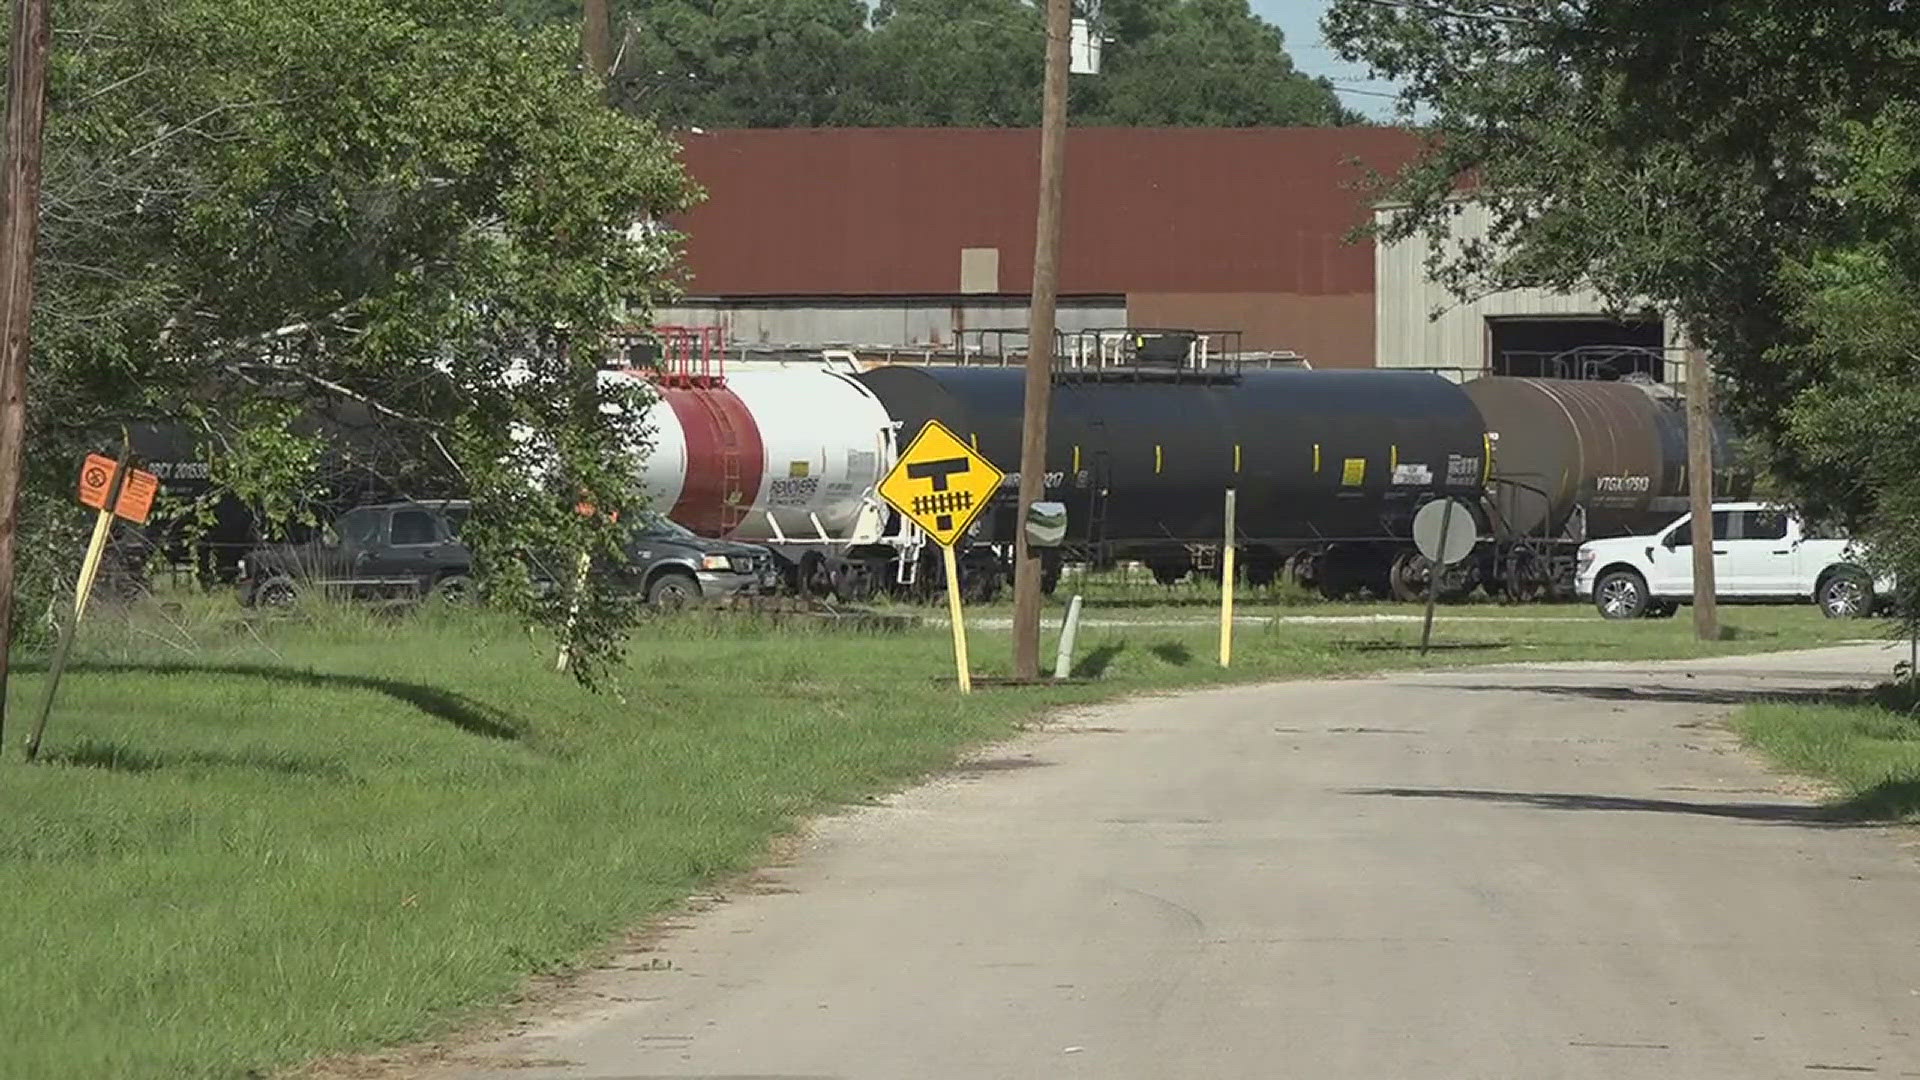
<box><xmin>237</xmin><ymin>502</ymin><xmax>778</xmax><ymax>609</ymax></box>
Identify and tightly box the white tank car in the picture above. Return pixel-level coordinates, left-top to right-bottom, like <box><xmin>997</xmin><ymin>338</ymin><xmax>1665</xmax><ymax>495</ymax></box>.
<box><xmin>725</xmin><ymin>368</ymin><xmax>896</xmax><ymax>543</ymax></box>
<box><xmin>619</xmin><ymin>365</ymin><xmax>897</xmax><ymax>543</ymax></box>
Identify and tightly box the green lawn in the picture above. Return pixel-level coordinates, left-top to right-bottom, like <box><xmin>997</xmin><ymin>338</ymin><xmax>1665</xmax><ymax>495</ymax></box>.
<box><xmin>1736</xmin><ymin>681</ymin><xmax>1920</xmax><ymax>820</ymax></box>
<box><xmin>0</xmin><ymin>595</ymin><xmax>1877</xmax><ymax>1079</ymax></box>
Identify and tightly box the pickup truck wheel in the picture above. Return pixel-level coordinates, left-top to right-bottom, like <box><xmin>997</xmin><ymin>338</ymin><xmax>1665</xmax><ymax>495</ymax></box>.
<box><xmin>1818</xmin><ymin>568</ymin><xmax>1873</xmax><ymax>619</ymax></box>
<box><xmin>255</xmin><ymin>576</ymin><xmax>299</xmax><ymax>610</ymax></box>
<box><xmin>647</xmin><ymin>570</ymin><xmax>701</xmax><ymax>611</ymax></box>
<box><xmin>1594</xmin><ymin>569</ymin><xmax>1649</xmax><ymax>620</ymax></box>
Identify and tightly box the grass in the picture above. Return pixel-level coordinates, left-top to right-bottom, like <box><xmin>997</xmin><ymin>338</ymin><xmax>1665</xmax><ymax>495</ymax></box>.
<box><xmin>0</xmin><ymin>591</ymin><xmax>1879</xmax><ymax>1079</ymax></box>
<box><xmin>1735</xmin><ymin>679</ymin><xmax>1920</xmax><ymax>821</ymax></box>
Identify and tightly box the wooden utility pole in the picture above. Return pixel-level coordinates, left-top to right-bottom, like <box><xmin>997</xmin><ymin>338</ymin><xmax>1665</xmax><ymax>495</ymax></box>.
<box><xmin>0</xmin><ymin>0</ymin><xmax>53</xmax><ymax>745</ymax></box>
<box><xmin>583</xmin><ymin>0</ymin><xmax>612</xmax><ymax>86</ymax></box>
<box><xmin>1686</xmin><ymin>350</ymin><xmax>1719</xmax><ymax>641</ymax></box>
<box><xmin>1011</xmin><ymin>0</ymin><xmax>1072</xmax><ymax>681</ymax></box>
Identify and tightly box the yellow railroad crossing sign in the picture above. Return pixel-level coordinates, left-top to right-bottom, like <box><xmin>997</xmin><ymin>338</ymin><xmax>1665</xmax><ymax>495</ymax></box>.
<box><xmin>877</xmin><ymin>420</ymin><xmax>1005</xmax><ymax>548</ymax></box>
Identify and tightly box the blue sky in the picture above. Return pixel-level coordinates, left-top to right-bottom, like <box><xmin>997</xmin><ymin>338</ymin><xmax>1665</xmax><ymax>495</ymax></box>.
<box><xmin>1253</xmin><ymin>0</ymin><xmax>1403</xmax><ymax>120</ymax></box>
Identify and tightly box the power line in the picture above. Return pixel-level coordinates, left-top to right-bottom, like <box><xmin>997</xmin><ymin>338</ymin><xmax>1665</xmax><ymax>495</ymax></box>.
<box><xmin>1329</xmin><ymin>84</ymin><xmax>1403</xmax><ymax>100</ymax></box>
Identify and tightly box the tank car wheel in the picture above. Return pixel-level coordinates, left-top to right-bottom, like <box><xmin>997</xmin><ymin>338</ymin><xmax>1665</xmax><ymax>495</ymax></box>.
<box><xmin>1389</xmin><ymin>551</ymin><xmax>1432</xmax><ymax>603</ymax></box>
<box><xmin>1039</xmin><ymin>557</ymin><xmax>1062</xmax><ymax>596</ymax></box>
<box><xmin>831</xmin><ymin>561</ymin><xmax>876</xmax><ymax>603</ymax></box>
<box><xmin>1244</xmin><ymin>557</ymin><xmax>1279</xmax><ymax>589</ymax></box>
<box><xmin>1283</xmin><ymin>550</ymin><xmax>1318</xmax><ymax>588</ymax></box>
<box><xmin>1502</xmin><ymin>547</ymin><xmax>1553</xmax><ymax>603</ymax></box>
<box><xmin>799</xmin><ymin>553</ymin><xmax>834</xmax><ymax>598</ymax></box>
<box><xmin>961</xmin><ymin>564</ymin><xmax>1003</xmax><ymax>604</ymax></box>
<box><xmin>1149</xmin><ymin>562</ymin><xmax>1189</xmax><ymax>587</ymax></box>
<box><xmin>1317</xmin><ymin>570</ymin><xmax>1358</xmax><ymax>601</ymax></box>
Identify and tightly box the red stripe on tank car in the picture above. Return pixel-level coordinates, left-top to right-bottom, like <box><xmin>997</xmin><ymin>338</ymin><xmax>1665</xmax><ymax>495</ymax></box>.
<box><xmin>661</xmin><ymin>385</ymin><xmax>766</xmax><ymax>537</ymax></box>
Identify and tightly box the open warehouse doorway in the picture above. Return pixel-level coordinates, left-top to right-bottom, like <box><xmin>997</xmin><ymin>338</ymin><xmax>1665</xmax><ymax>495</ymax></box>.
<box><xmin>1487</xmin><ymin>316</ymin><xmax>1666</xmax><ymax>381</ymax></box>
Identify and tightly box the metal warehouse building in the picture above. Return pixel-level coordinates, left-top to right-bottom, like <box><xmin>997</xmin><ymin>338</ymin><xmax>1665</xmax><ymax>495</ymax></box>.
<box><xmin>663</xmin><ymin>127</ymin><xmax>1688</xmax><ymax>380</ymax></box>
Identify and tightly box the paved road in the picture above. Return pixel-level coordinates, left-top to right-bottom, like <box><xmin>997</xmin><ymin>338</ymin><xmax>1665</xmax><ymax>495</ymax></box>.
<box><xmin>443</xmin><ymin>643</ymin><xmax>1920</xmax><ymax>1080</ymax></box>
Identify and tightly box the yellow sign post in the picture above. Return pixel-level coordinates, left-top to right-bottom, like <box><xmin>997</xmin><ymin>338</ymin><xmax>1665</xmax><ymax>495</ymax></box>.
<box><xmin>1219</xmin><ymin>487</ymin><xmax>1236</xmax><ymax>667</ymax></box>
<box><xmin>877</xmin><ymin>420</ymin><xmax>1005</xmax><ymax>693</ymax></box>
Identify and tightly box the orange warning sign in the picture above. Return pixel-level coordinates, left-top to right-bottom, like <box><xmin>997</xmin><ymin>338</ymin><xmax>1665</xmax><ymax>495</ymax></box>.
<box><xmin>114</xmin><ymin>469</ymin><xmax>159</xmax><ymax>524</ymax></box>
<box><xmin>76</xmin><ymin>454</ymin><xmax>159</xmax><ymax>523</ymax></box>
<box><xmin>77</xmin><ymin>454</ymin><xmax>118</xmax><ymax>511</ymax></box>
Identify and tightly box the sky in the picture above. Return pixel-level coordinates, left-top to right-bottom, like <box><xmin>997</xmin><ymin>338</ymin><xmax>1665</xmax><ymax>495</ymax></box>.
<box><xmin>1253</xmin><ymin>0</ymin><xmax>1404</xmax><ymax>120</ymax></box>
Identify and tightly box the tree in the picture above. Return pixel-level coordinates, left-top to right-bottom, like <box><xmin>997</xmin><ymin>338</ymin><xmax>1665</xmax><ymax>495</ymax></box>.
<box><xmin>12</xmin><ymin>0</ymin><xmax>697</xmax><ymax>685</ymax></box>
<box><xmin>515</xmin><ymin>0</ymin><xmax>1353</xmax><ymax>128</ymax></box>
<box><xmin>1324</xmin><ymin>0</ymin><xmax>1920</xmax><ymax>622</ymax></box>
<box><xmin>1078</xmin><ymin>0</ymin><xmax>1357</xmax><ymax>126</ymax></box>
<box><xmin>611</xmin><ymin>0</ymin><xmax>881</xmax><ymax>127</ymax></box>
<box><xmin>865</xmin><ymin>0</ymin><xmax>1045</xmax><ymax>126</ymax></box>
<box><xmin>1770</xmin><ymin>101</ymin><xmax>1920</xmax><ymax>632</ymax></box>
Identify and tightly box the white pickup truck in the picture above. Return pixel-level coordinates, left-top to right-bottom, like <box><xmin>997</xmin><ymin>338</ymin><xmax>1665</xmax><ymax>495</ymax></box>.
<box><xmin>1574</xmin><ymin>502</ymin><xmax>1889</xmax><ymax>620</ymax></box>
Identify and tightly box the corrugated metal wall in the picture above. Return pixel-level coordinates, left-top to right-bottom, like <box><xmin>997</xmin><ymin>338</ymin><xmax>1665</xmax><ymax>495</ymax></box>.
<box><xmin>1373</xmin><ymin>201</ymin><xmax>1689</xmax><ymax>377</ymax></box>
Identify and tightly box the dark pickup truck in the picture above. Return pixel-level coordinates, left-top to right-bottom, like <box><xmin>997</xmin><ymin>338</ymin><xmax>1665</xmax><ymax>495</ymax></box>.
<box><xmin>237</xmin><ymin>501</ymin><xmax>779</xmax><ymax>609</ymax></box>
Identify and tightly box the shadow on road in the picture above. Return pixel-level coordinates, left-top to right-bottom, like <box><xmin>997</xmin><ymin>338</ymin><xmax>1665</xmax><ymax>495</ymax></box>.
<box><xmin>1345</xmin><ymin>786</ymin><xmax>1863</xmax><ymax>827</ymax></box>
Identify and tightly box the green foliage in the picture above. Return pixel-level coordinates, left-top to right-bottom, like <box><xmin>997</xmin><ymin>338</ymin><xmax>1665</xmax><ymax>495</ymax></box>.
<box><xmin>1324</xmin><ymin>0</ymin><xmax>1920</xmax><ymax>623</ymax></box>
<box><xmin>1077</xmin><ymin>0</ymin><xmax>1354</xmax><ymax>126</ymax></box>
<box><xmin>529</xmin><ymin>0</ymin><xmax>1358</xmax><ymax>127</ymax></box>
<box><xmin>17</xmin><ymin>0</ymin><xmax>699</xmax><ymax>681</ymax></box>
<box><xmin>1737</xmin><ymin>689</ymin><xmax>1920</xmax><ymax>821</ymax></box>
<box><xmin>1770</xmin><ymin>101</ymin><xmax>1920</xmax><ymax>629</ymax></box>
<box><xmin>198</xmin><ymin>400</ymin><xmax>327</xmax><ymax>541</ymax></box>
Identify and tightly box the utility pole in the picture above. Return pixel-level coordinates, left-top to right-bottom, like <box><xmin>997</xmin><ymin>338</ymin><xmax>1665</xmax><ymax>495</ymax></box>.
<box><xmin>583</xmin><ymin>0</ymin><xmax>612</xmax><ymax>87</ymax></box>
<box><xmin>0</xmin><ymin>0</ymin><xmax>53</xmax><ymax>744</ymax></box>
<box><xmin>1011</xmin><ymin>0</ymin><xmax>1072</xmax><ymax>681</ymax></box>
<box><xmin>1686</xmin><ymin>349</ymin><xmax>1719</xmax><ymax>641</ymax></box>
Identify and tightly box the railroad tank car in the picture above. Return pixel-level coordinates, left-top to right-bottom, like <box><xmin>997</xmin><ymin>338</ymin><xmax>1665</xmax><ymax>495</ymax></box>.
<box><xmin>856</xmin><ymin>365</ymin><xmax>1491</xmax><ymax>567</ymax></box>
<box><xmin>1462</xmin><ymin>377</ymin><xmax>1752</xmax><ymax>542</ymax></box>
<box><xmin>618</xmin><ymin>366</ymin><xmax>896</xmax><ymax>545</ymax></box>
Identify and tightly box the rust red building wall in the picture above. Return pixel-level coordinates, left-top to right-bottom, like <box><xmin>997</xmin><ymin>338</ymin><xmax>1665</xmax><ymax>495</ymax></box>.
<box><xmin>671</xmin><ymin>127</ymin><xmax>1421</xmax><ymax>367</ymax></box>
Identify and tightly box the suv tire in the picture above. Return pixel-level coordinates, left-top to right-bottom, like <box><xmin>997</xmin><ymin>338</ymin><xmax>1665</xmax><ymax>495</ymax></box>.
<box><xmin>1594</xmin><ymin>569</ymin><xmax>1650</xmax><ymax>620</ymax></box>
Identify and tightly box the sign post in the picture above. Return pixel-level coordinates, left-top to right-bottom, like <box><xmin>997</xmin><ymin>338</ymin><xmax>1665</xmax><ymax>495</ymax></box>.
<box><xmin>877</xmin><ymin>420</ymin><xmax>1005</xmax><ymax>693</ymax></box>
<box><xmin>941</xmin><ymin>544</ymin><xmax>973</xmax><ymax>694</ymax></box>
<box><xmin>1411</xmin><ymin>498</ymin><xmax>1478</xmax><ymax>658</ymax></box>
<box><xmin>1219</xmin><ymin>488</ymin><xmax>1236</xmax><ymax>667</ymax></box>
<box><xmin>26</xmin><ymin>445</ymin><xmax>158</xmax><ymax>762</ymax></box>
